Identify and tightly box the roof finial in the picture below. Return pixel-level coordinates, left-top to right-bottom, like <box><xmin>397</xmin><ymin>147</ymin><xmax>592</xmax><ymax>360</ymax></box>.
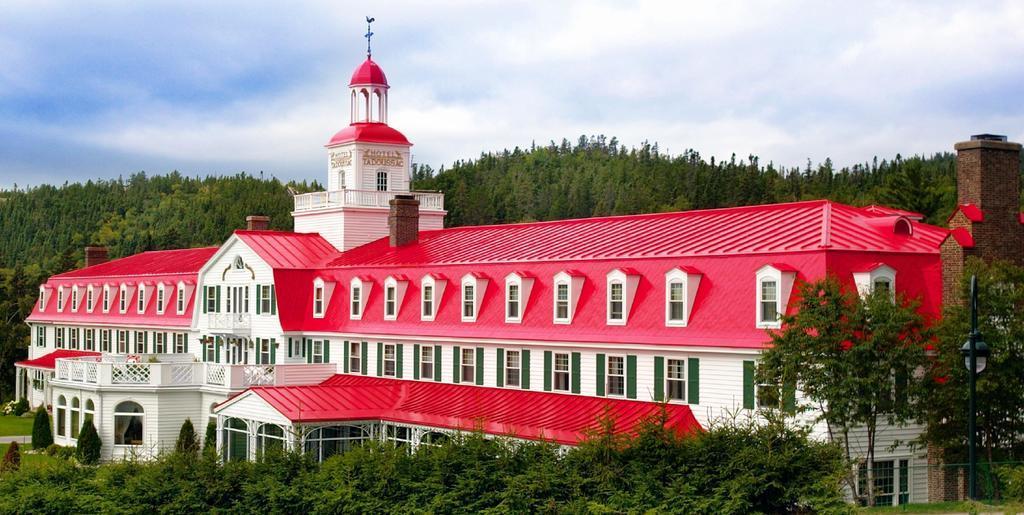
<box><xmin>365</xmin><ymin>16</ymin><xmax>375</xmax><ymax>58</ymax></box>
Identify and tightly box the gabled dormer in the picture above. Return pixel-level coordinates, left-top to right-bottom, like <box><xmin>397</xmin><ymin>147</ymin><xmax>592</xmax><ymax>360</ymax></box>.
<box><xmin>853</xmin><ymin>263</ymin><xmax>897</xmax><ymax>298</ymax></box>
<box><xmin>71</xmin><ymin>285</ymin><xmax>80</xmax><ymax>312</ymax></box>
<box><xmin>102</xmin><ymin>283</ymin><xmax>113</xmax><ymax>313</ymax></box>
<box><xmin>383</xmin><ymin>275</ymin><xmax>409</xmax><ymax>321</ymax></box>
<box><xmin>552</xmin><ymin>270</ymin><xmax>584</xmax><ymax>324</ymax></box>
<box><xmin>755</xmin><ymin>264</ymin><xmax>797</xmax><ymax>328</ymax></box>
<box><xmin>504</xmin><ymin>272</ymin><xmax>534</xmax><ymax>323</ymax></box>
<box><xmin>665</xmin><ymin>266</ymin><xmax>702</xmax><ymax>327</ymax></box>
<box><xmin>420</xmin><ymin>273</ymin><xmax>447</xmax><ymax>321</ymax></box>
<box><xmin>350</xmin><ymin>276</ymin><xmax>373</xmax><ymax>320</ymax></box>
<box><xmin>38</xmin><ymin>286</ymin><xmax>52</xmax><ymax>312</ymax></box>
<box><xmin>606</xmin><ymin>268</ymin><xmax>640</xmax><ymax>326</ymax></box>
<box><xmin>176</xmin><ymin>280</ymin><xmax>196</xmax><ymax>315</ymax></box>
<box><xmin>460</xmin><ymin>273</ymin><xmax>489</xmax><ymax>323</ymax></box>
<box><xmin>313</xmin><ymin>277</ymin><xmax>337</xmax><ymax>318</ymax></box>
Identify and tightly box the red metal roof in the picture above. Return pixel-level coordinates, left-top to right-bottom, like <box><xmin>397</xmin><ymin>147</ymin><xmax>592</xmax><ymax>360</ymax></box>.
<box><xmin>53</xmin><ymin>247</ymin><xmax>218</xmax><ymax>279</ymax></box>
<box><xmin>950</xmin><ymin>203</ymin><xmax>984</xmax><ymax>223</ymax></box>
<box><xmin>15</xmin><ymin>350</ymin><xmax>99</xmax><ymax>370</ymax></box>
<box><xmin>349</xmin><ymin>58</ymin><xmax>388</xmax><ymax>86</ymax></box>
<box><xmin>328</xmin><ymin>200</ymin><xmax>947</xmax><ymax>268</ymax></box>
<box><xmin>948</xmin><ymin>227</ymin><xmax>975</xmax><ymax>248</ymax></box>
<box><xmin>228</xmin><ymin>375</ymin><xmax>700</xmax><ymax>445</ymax></box>
<box><xmin>860</xmin><ymin>204</ymin><xmax>925</xmax><ymax>220</ymax></box>
<box><xmin>234</xmin><ymin>231</ymin><xmax>340</xmax><ymax>269</ymax></box>
<box><xmin>326</xmin><ymin>123</ymin><xmax>410</xmax><ymax>147</ymax></box>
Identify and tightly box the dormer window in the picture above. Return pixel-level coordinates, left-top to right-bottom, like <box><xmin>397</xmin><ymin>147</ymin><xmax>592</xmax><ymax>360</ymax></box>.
<box><xmin>176</xmin><ymin>284</ymin><xmax>186</xmax><ymax>314</ymax></box>
<box><xmin>86</xmin><ymin>287</ymin><xmax>95</xmax><ymax>312</ymax></box>
<box><xmin>137</xmin><ymin>285</ymin><xmax>146</xmax><ymax>313</ymax></box>
<box><xmin>119</xmin><ymin>286</ymin><xmax>128</xmax><ymax>313</ymax></box>
<box><xmin>665</xmin><ymin>267</ymin><xmax>702</xmax><ymax>327</ymax></box>
<box><xmin>385</xmin><ymin>284</ymin><xmax>396</xmax><ymax>318</ymax></box>
<box><xmin>350</xmin><ymin>277</ymin><xmax>370</xmax><ymax>320</ymax></box>
<box><xmin>756</xmin><ymin>264</ymin><xmax>797</xmax><ymax>328</ymax></box>
<box><xmin>420</xmin><ymin>274</ymin><xmax>446</xmax><ymax>322</ymax></box>
<box><xmin>507</xmin><ymin>284</ymin><xmax>520</xmax><ymax>320</ymax></box>
<box><xmin>381</xmin><ymin>276</ymin><xmax>408</xmax><ymax>321</ymax></box>
<box><xmin>555</xmin><ymin>283</ymin><xmax>569</xmax><ymax>320</ymax></box>
<box><xmin>313</xmin><ymin>284</ymin><xmax>325</xmax><ymax>317</ymax></box>
<box><xmin>57</xmin><ymin>288</ymin><xmax>65</xmax><ymax>311</ymax></box>
<box><xmin>460</xmin><ymin>273</ymin><xmax>488</xmax><ymax>323</ymax></box>
<box><xmin>71</xmin><ymin>287</ymin><xmax>79</xmax><ymax>312</ymax></box>
<box><xmin>504</xmin><ymin>272</ymin><xmax>534</xmax><ymax>324</ymax></box>
<box><xmin>853</xmin><ymin>264</ymin><xmax>897</xmax><ymax>301</ymax></box>
<box><xmin>609</xmin><ymin>282</ymin><xmax>624</xmax><ymax>321</ymax></box>
<box><xmin>38</xmin><ymin>288</ymin><xmax>46</xmax><ymax>311</ymax></box>
<box><xmin>102</xmin><ymin>286</ymin><xmax>111</xmax><ymax>312</ymax></box>
<box><xmin>606</xmin><ymin>269</ymin><xmax>639</xmax><ymax>326</ymax></box>
<box><xmin>553</xmin><ymin>271</ymin><xmax>585</xmax><ymax>324</ymax></box>
<box><xmin>156</xmin><ymin>285</ymin><xmax>165</xmax><ymax>314</ymax></box>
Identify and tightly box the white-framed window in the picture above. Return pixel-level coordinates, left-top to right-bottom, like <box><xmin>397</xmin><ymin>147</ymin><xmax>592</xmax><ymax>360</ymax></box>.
<box><xmin>173</xmin><ymin>333</ymin><xmax>186</xmax><ymax>353</ymax></box>
<box><xmin>313</xmin><ymin>283</ymin><xmax>325</xmax><ymax>317</ymax></box>
<box><xmin>100</xmin><ymin>330</ymin><xmax>111</xmax><ymax>352</ymax></box>
<box><xmin>554</xmin><ymin>282</ymin><xmax>570</xmax><ymax>323</ymax></box>
<box><xmin>874</xmin><ymin>277</ymin><xmax>892</xmax><ymax>293</ymax></box>
<box><xmin>116</xmin><ymin>330</ymin><xmax>128</xmax><ymax>353</ymax></box>
<box><xmin>137</xmin><ymin>285</ymin><xmax>146</xmax><ymax>313</ymax></box>
<box><xmin>36</xmin><ymin>326</ymin><xmax>46</xmax><ymax>347</ymax></box>
<box><xmin>71</xmin><ymin>287</ymin><xmax>79</xmax><ymax>312</ymax></box>
<box><xmin>350</xmin><ymin>279</ymin><xmax>363</xmax><ymax>319</ymax></box>
<box><xmin>113</xmin><ymin>401</ymin><xmax>144</xmax><ymax>446</ymax></box>
<box><xmin>608</xmin><ymin>281</ymin><xmax>624</xmax><ymax>323</ymax></box>
<box><xmin>156</xmin><ymin>286</ymin><xmax>165</xmax><ymax>314</ymax></box>
<box><xmin>383</xmin><ymin>344</ymin><xmax>397</xmax><ymax>376</ymax></box>
<box><xmin>102</xmin><ymin>286</ymin><xmax>110</xmax><ymax>312</ymax></box>
<box><xmin>506</xmin><ymin>283</ymin><xmax>520</xmax><ymax>320</ymax></box>
<box><xmin>55</xmin><ymin>327</ymin><xmax>65</xmax><ymax>348</ymax></box>
<box><xmin>505</xmin><ymin>349</ymin><xmax>521</xmax><ymax>387</ymax></box>
<box><xmin>376</xmin><ymin>170</ymin><xmax>388</xmax><ymax>191</ymax></box>
<box><xmin>420</xmin><ymin>274</ymin><xmax>445</xmax><ymax>321</ymax></box>
<box><xmin>259</xmin><ymin>285</ymin><xmax>272</xmax><ymax>314</ymax></box>
<box><xmin>38</xmin><ymin>287</ymin><xmax>46</xmax><ymax>311</ymax></box>
<box><xmin>119</xmin><ymin>286</ymin><xmax>128</xmax><ymax>313</ymax></box>
<box><xmin>134</xmin><ymin>331</ymin><xmax>146</xmax><ymax>354</ymax></box>
<box><xmin>461</xmin><ymin>348</ymin><xmax>475</xmax><ymax>383</ymax></box>
<box><xmin>663</xmin><ymin>267</ymin><xmax>702</xmax><ymax>327</ymax></box>
<box><xmin>205</xmin><ymin>285</ymin><xmax>217</xmax><ymax>313</ymax></box>
<box><xmin>86</xmin><ymin>287</ymin><xmax>94</xmax><ymax>312</ymax></box>
<box><xmin>422</xmin><ymin>284</ymin><xmax>434</xmax><ymax>319</ymax></box>
<box><xmin>70</xmin><ymin>397</ymin><xmax>80</xmax><ymax>439</ymax></box>
<box><xmin>755</xmin><ymin>265</ymin><xmax>794</xmax><ymax>328</ymax></box>
<box><xmin>154</xmin><ymin>332</ymin><xmax>166</xmax><ymax>353</ymax></box>
<box><xmin>462</xmin><ymin>283</ymin><xmax>475</xmax><ymax>321</ymax></box>
<box><xmin>419</xmin><ymin>345</ymin><xmax>433</xmax><ymax>379</ymax></box>
<box><xmin>69</xmin><ymin>328</ymin><xmax>79</xmax><ymax>349</ymax></box>
<box><xmin>759</xmin><ymin>279</ymin><xmax>779</xmax><ymax>325</ymax></box>
<box><xmin>57</xmin><ymin>288</ymin><xmax>65</xmax><ymax>311</ymax></box>
<box><xmin>553</xmin><ymin>352</ymin><xmax>570</xmax><ymax>392</ymax></box>
<box><xmin>349</xmin><ymin>341</ymin><xmax>361</xmax><ymax>372</ymax></box>
<box><xmin>667</xmin><ymin>281</ymin><xmax>684</xmax><ymax>322</ymax></box>
<box><xmin>666</xmin><ymin>358</ymin><xmax>686</xmax><ymax>401</ymax></box>
<box><xmin>312</xmin><ymin>340</ymin><xmax>325</xmax><ymax>364</ymax></box>
<box><xmin>259</xmin><ymin>339</ymin><xmax>272</xmax><ymax>364</ymax></box>
<box><xmin>175</xmin><ymin>284</ymin><xmax>185</xmax><ymax>314</ymax></box>
<box><xmin>384</xmin><ymin>283</ymin><xmax>397</xmax><ymax>320</ymax></box>
<box><xmin>55</xmin><ymin>395</ymin><xmax>67</xmax><ymax>437</ymax></box>
<box><xmin>84</xmin><ymin>329</ymin><xmax>95</xmax><ymax>351</ymax></box>
<box><xmin>503</xmin><ymin>272</ymin><xmax>533</xmax><ymax>323</ymax></box>
<box><xmin>606</xmin><ymin>355</ymin><xmax>626</xmax><ymax>396</ymax></box>
<box><xmin>854</xmin><ymin>264</ymin><xmax>897</xmax><ymax>301</ymax></box>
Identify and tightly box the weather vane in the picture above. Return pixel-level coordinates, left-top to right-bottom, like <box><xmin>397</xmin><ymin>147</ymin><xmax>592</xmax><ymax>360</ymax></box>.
<box><xmin>365</xmin><ymin>16</ymin><xmax>375</xmax><ymax>58</ymax></box>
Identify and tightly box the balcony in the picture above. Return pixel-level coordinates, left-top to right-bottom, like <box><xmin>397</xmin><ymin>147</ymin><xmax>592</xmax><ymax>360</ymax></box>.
<box><xmin>52</xmin><ymin>355</ymin><xmax>337</xmax><ymax>390</ymax></box>
<box><xmin>293</xmin><ymin>189</ymin><xmax>444</xmax><ymax>212</ymax></box>
<box><xmin>208</xmin><ymin>313</ymin><xmax>251</xmax><ymax>334</ymax></box>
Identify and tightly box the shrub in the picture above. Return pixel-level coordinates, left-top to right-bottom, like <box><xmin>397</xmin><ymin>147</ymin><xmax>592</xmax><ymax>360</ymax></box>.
<box><xmin>77</xmin><ymin>420</ymin><xmax>101</xmax><ymax>465</ymax></box>
<box><xmin>13</xmin><ymin>398</ymin><xmax>29</xmax><ymax>417</ymax></box>
<box><xmin>204</xmin><ymin>419</ymin><xmax>216</xmax><ymax>452</ymax></box>
<box><xmin>176</xmin><ymin>418</ymin><xmax>198</xmax><ymax>455</ymax></box>
<box><xmin>1</xmin><ymin>442</ymin><xmax>21</xmax><ymax>472</ymax></box>
<box><xmin>999</xmin><ymin>465</ymin><xmax>1024</xmax><ymax>502</ymax></box>
<box><xmin>45</xmin><ymin>444</ymin><xmax>60</xmax><ymax>457</ymax></box>
<box><xmin>31</xmin><ymin>407</ymin><xmax>52</xmax><ymax>450</ymax></box>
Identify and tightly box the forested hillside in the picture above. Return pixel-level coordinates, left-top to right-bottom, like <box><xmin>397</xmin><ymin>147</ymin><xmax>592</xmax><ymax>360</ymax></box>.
<box><xmin>0</xmin><ymin>136</ymin><xmax>1014</xmax><ymax>399</ymax></box>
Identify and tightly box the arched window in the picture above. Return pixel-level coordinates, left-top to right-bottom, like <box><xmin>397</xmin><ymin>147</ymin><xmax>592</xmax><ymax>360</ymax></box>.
<box><xmin>256</xmin><ymin>424</ymin><xmax>286</xmax><ymax>456</ymax></box>
<box><xmin>55</xmin><ymin>395</ymin><xmax>67</xmax><ymax>437</ymax></box>
<box><xmin>303</xmin><ymin>425</ymin><xmax>369</xmax><ymax>462</ymax></box>
<box><xmin>84</xmin><ymin>399</ymin><xmax>95</xmax><ymax>426</ymax></box>
<box><xmin>419</xmin><ymin>431</ymin><xmax>449</xmax><ymax>447</ymax></box>
<box><xmin>376</xmin><ymin>170</ymin><xmax>388</xmax><ymax>191</ymax></box>
<box><xmin>70</xmin><ymin>397</ymin><xmax>81</xmax><ymax>439</ymax></box>
<box><xmin>233</xmin><ymin>256</ymin><xmax>244</xmax><ymax>270</ymax></box>
<box><xmin>114</xmin><ymin>401</ymin><xmax>144</xmax><ymax>446</ymax></box>
<box><xmin>223</xmin><ymin>418</ymin><xmax>249</xmax><ymax>462</ymax></box>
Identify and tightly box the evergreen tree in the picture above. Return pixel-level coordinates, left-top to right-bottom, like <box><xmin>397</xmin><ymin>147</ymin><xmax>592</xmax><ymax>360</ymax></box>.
<box><xmin>31</xmin><ymin>407</ymin><xmax>52</xmax><ymax>450</ymax></box>
<box><xmin>204</xmin><ymin>419</ymin><xmax>217</xmax><ymax>453</ymax></box>
<box><xmin>176</xmin><ymin>418</ymin><xmax>198</xmax><ymax>454</ymax></box>
<box><xmin>76</xmin><ymin>420</ymin><xmax>101</xmax><ymax>465</ymax></box>
<box><xmin>1</xmin><ymin>441</ymin><xmax>19</xmax><ymax>473</ymax></box>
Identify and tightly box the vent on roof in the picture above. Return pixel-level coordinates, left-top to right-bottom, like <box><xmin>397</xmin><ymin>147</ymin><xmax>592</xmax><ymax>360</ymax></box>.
<box><xmin>971</xmin><ymin>134</ymin><xmax>1008</xmax><ymax>142</ymax></box>
<box><xmin>893</xmin><ymin>217</ymin><xmax>913</xmax><ymax>236</ymax></box>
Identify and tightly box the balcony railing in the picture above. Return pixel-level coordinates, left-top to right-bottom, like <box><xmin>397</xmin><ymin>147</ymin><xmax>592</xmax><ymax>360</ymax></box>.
<box><xmin>293</xmin><ymin>189</ymin><xmax>444</xmax><ymax>212</ymax></box>
<box><xmin>208</xmin><ymin>313</ymin><xmax>251</xmax><ymax>333</ymax></box>
<box><xmin>53</xmin><ymin>355</ymin><xmax>336</xmax><ymax>390</ymax></box>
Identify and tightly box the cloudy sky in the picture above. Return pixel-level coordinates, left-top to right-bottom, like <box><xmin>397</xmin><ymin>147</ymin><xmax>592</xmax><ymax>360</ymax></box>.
<box><xmin>1</xmin><ymin>1</ymin><xmax>1023</xmax><ymax>188</ymax></box>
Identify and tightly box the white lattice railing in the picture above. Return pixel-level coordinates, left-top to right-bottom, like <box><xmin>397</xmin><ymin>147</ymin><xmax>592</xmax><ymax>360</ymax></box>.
<box><xmin>243</xmin><ymin>365</ymin><xmax>275</xmax><ymax>386</ymax></box>
<box><xmin>293</xmin><ymin>189</ymin><xmax>444</xmax><ymax>212</ymax></box>
<box><xmin>205</xmin><ymin>364</ymin><xmax>227</xmax><ymax>386</ymax></box>
<box><xmin>50</xmin><ymin>357</ymin><xmax>334</xmax><ymax>390</ymax></box>
<box><xmin>170</xmin><ymin>363</ymin><xmax>194</xmax><ymax>385</ymax></box>
<box><xmin>207</xmin><ymin>313</ymin><xmax>252</xmax><ymax>332</ymax></box>
<box><xmin>111</xmin><ymin>363</ymin><xmax>151</xmax><ymax>384</ymax></box>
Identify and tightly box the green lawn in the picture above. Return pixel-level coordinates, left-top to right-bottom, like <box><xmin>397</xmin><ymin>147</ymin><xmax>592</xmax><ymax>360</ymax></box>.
<box><xmin>0</xmin><ymin>443</ymin><xmax>60</xmax><ymax>470</ymax></box>
<box><xmin>0</xmin><ymin>415</ymin><xmax>34</xmax><ymax>437</ymax></box>
<box><xmin>858</xmin><ymin>500</ymin><xmax>1021</xmax><ymax>513</ymax></box>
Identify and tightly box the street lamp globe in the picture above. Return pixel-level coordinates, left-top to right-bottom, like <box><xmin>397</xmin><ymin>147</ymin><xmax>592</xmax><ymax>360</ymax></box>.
<box><xmin>960</xmin><ymin>339</ymin><xmax>990</xmax><ymax>374</ymax></box>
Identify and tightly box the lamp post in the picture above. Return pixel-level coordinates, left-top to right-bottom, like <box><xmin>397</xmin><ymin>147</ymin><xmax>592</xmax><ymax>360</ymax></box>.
<box><xmin>960</xmin><ymin>275</ymin><xmax>990</xmax><ymax>501</ymax></box>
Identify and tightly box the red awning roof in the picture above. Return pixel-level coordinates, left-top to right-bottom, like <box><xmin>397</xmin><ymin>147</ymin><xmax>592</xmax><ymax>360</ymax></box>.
<box><xmin>15</xmin><ymin>350</ymin><xmax>99</xmax><ymax>370</ymax></box>
<box><xmin>222</xmin><ymin>375</ymin><xmax>701</xmax><ymax>445</ymax></box>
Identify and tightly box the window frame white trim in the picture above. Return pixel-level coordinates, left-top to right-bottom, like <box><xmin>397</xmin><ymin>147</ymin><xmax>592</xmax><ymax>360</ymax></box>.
<box><xmin>349</xmin><ymin>277</ymin><xmax>371</xmax><ymax>320</ymax></box>
<box><xmin>313</xmin><ymin>279</ymin><xmax>326</xmax><ymax>318</ymax></box>
<box><xmin>504</xmin><ymin>349</ymin><xmax>521</xmax><ymax>388</ymax></box>
<box><xmin>853</xmin><ymin>264</ymin><xmax>897</xmax><ymax>299</ymax></box>
<box><xmin>102</xmin><ymin>285</ymin><xmax>111</xmax><ymax>313</ymax></box>
<box><xmin>552</xmin><ymin>271</ymin><xmax>585</xmax><ymax>325</ymax></box>
<box><xmin>137</xmin><ymin>284</ymin><xmax>147</xmax><ymax>314</ymax></box>
<box><xmin>420</xmin><ymin>274</ymin><xmax>446</xmax><ymax>322</ymax></box>
<box><xmin>382</xmin><ymin>276</ymin><xmax>408</xmax><ymax>321</ymax></box>
<box><xmin>176</xmin><ymin>282</ymin><xmax>187</xmax><ymax>314</ymax></box>
<box><xmin>552</xmin><ymin>352</ymin><xmax>571</xmax><ymax>392</ymax></box>
<box><xmin>460</xmin><ymin>273</ymin><xmax>488</xmax><ymax>323</ymax></box>
<box><xmin>664</xmin><ymin>267</ymin><xmax>702</xmax><ymax>327</ymax></box>
<box><xmin>606</xmin><ymin>354</ymin><xmax>627</xmax><ymax>397</ymax></box>
<box><xmin>503</xmin><ymin>272</ymin><xmax>534</xmax><ymax>324</ymax></box>
<box><xmin>460</xmin><ymin>347</ymin><xmax>475</xmax><ymax>382</ymax></box>
<box><xmin>755</xmin><ymin>264</ymin><xmax>796</xmax><ymax>329</ymax></box>
<box><xmin>605</xmin><ymin>269</ymin><xmax>639</xmax><ymax>326</ymax></box>
<box><xmin>71</xmin><ymin>286</ymin><xmax>80</xmax><ymax>312</ymax></box>
<box><xmin>156</xmin><ymin>284</ymin><xmax>166</xmax><ymax>314</ymax></box>
<box><xmin>382</xmin><ymin>343</ymin><xmax>397</xmax><ymax>377</ymax></box>
<box><xmin>86</xmin><ymin>285</ymin><xmax>95</xmax><ymax>313</ymax></box>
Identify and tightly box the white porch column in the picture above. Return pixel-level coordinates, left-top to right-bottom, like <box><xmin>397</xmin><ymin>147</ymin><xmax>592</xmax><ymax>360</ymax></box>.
<box><xmin>248</xmin><ymin>419</ymin><xmax>257</xmax><ymax>461</ymax></box>
<box><xmin>14</xmin><ymin>367</ymin><xmax>22</xmax><ymax>402</ymax></box>
<box><xmin>215</xmin><ymin>414</ymin><xmax>224</xmax><ymax>460</ymax></box>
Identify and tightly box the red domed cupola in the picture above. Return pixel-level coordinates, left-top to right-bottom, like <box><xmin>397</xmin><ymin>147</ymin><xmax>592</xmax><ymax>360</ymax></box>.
<box><xmin>349</xmin><ymin>58</ymin><xmax>388</xmax><ymax>88</ymax></box>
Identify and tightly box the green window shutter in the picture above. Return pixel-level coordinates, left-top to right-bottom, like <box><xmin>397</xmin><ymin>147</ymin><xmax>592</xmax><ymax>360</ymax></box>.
<box><xmin>743</xmin><ymin>360</ymin><xmax>755</xmax><ymax>410</ymax></box>
<box><xmin>215</xmin><ymin>286</ymin><xmax>221</xmax><ymax>313</ymax></box>
<box><xmin>453</xmin><ymin>346</ymin><xmax>461</xmax><ymax>383</ymax></box>
<box><xmin>254</xmin><ymin>338</ymin><xmax>261</xmax><ymax>364</ymax></box>
<box><xmin>270</xmin><ymin>338</ymin><xmax>277</xmax><ymax>364</ymax></box>
<box><xmin>783</xmin><ymin>380</ymin><xmax>796</xmax><ymax>414</ymax></box>
<box><xmin>215</xmin><ymin>337</ymin><xmax>221</xmax><ymax>363</ymax></box>
<box><xmin>144</xmin><ymin>332</ymin><xmax>149</xmax><ymax>354</ymax></box>
<box><xmin>413</xmin><ymin>344</ymin><xmax>421</xmax><ymax>380</ymax></box>
<box><xmin>396</xmin><ymin>344</ymin><xmax>404</xmax><ymax>378</ymax></box>
<box><xmin>287</xmin><ymin>338</ymin><xmax>293</xmax><ymax>358</ymax></box>
<box><xmin>596</xmin><ymin>354</ymin><xmax>606</xmax><ymax>397</ymax></box>
<box><xmin>270</xmin><ymin>285</ymin><xmax>277</xmax><ymax>315</ymax></box>
<box><xmin>687</xmin><ymin>358</ymin><xmax>700</xmax><ymax>405</ymax></box>
<box><xmin>571</xmin><ymin>352</ymin><xmax>581</xmax><ymax>394</ymax></box>
<box><xmin>654</xmin><ymin>356</ymin><xmax>665</xmax><ymax>401</ymax></box>
<box><xmin>521</xmin><ymin>349</ymin><xmax>531</xmax><ymax>389</ymax></box>
<box><xmin>202</xmin><ymin>287</ymin><xmax>208</xmax><ymax>314</ymax></box>
<box><xmin>306</xmin><ymin>339</ymin><xmax>313</xmax><ymax>364</ymax></box>
<box><xmin>496</xmin><ymin>348</ymin><xmax>505</xmax><ymax>387</ymax></box>
<box><xmin>184</xmin><ymin>334</ymin><xmax>189</xmax><ymax>355</ymax></box>
<box><xmin>361</xmin><ymin>341</ymin><xmax>368</xmax><ymax>374</ymax></box>
<box><xmin>255</xmin><ymin>285</ymin><xmax>262</xmax><ymax>315</ymax></box>
<box><xmin>343</xmin><ymin>341</ymin><xmax>350</xmax><ymax>373</ymax></box>
<box><xmin>433</xmin><ymin>346</ymin><xmax>442</xmax><ymax>382</ymax></box>
<box><xmin>626</xmin><ymin>355</ymin><xmax>637</xmax><ymax>399</ymax></box>
<box><xmin>323</xmin><ymin>339</ymin><xmax>330</xmax><ymax>363</ymax></box>
<box><xmin>377</xmin><ymin>342</ymin><xmax>384</xmax><ymax>376</ymax></box>
<box><xmin>475</xmin><ymin>347</ymin><xmax>484</xmax><ymax>385</ymax></box>
<box><xmin>543</xmin><ymin>351</ymin><xmax>552</xmax><ymax>391</ymax></box>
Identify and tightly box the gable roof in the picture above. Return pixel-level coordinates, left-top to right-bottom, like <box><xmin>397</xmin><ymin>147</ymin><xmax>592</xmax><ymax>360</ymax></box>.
<box><xmin>53</xmin><ymin>247</ymin><xmax>218</xmax><ymax>279</ymax></box>
<box><xmin>234</xmin><ymin>230</ymin><xmax>340</xmax><ymax>269</ymax></box>
<box><xmin>326</xmin><ymin>200</ymin><xmax>947</xmax><ymax>268</ymax></box>
<box><xmin>219</xmin><ymin>375</ymin><xmax>701</xmax><ymax>445</ymax></box>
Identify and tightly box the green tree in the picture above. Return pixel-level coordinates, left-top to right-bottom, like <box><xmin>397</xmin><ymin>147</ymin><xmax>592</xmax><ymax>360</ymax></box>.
<box><xmin>758</xmin><ymin>277</ymin><xmax>931</xmax><ymax>505</ymax></box>
<box><xmin>176</xmin><ymin>418</ymin><xmax>198</xmax><ymax>455</ymax></box>
<box><xmin>204</xmin><ymin>419</ymin><xmax>216</xmax><ymax>453</ymax></box>
<box><xmin>31</xmin><ymin>407</ymin><xmax>52</xmax><ymax>450</ymax></box>
<box><xmin>76</xmin><ymin>420</ymin><xmax>101</xmax><ymax>465</ymax></box>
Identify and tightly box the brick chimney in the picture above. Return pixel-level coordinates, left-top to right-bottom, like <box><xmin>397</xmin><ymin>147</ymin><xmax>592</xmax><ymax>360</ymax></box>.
<box><xmin>84</xmin><ymin>246</ymin><xmax>109</xmax><ymax>268</ymax></box>
<box><xmin>388</xmin><ymin>195</ymin><xmax>420</xmax><ymax>247</ymax></box>
<box><xmin>246</xmin><ymin>215</ymin><xmax>271</xmax><ymax>231</ymax></box>
<box><xmin>941</xmin><ymin>134</ymin><xmax>1024</xmax><ymax>306</ymax></box>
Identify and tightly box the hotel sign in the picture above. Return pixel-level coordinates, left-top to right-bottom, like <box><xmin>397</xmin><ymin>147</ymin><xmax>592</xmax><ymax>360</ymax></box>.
<box><xmin>363</xmin><ymin>150</ymin><xmax>404</xmax><ymax>168</ymax></box>
<box><xmin>330</xmin><ymin>151</ymin><xmax>352</xmax><ymax>169</ymax></box>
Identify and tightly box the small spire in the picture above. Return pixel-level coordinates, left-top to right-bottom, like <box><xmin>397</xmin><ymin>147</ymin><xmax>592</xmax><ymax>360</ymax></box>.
<box><xmin>365</xmin><ymin>16</ymin><xmax>375</xmax><ymax>58</ymax></box>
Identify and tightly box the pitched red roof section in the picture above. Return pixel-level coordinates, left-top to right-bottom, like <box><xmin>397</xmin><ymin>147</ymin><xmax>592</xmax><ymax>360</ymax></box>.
<box><xmin>15</xmin><ymin>350</ymin><xmax>99</xmax><ymax>370</ymax></box>
<box><xmin>53</xmin><ymin>247</ymin><xmax>218</xmax><ymax>279</ymax></box>
<box><xmin>234</xmin><ymin>230</ymin><xmax>340</xmax><ymax>269</ymax></box>
<box><xmin>327</xmin><ymin>200</ymin><xmax>947</xmax><ymax>268</ymax></box>
<box><xmin>949</xmin><ymin>203</ymin><xmax>984</xmax><ymax>223</ymax></box>
<box><xmin>327</xmin><ymin>123</ymin><xmax>411</xmax><ymax>147</ymax></box>
<box><xmin>949</xmin><ymin>227</ymin><xmax>976</xmax><ymax>248</ymax></box>
<box><xmin>860</xmin><ymin>204</ymin><xmax>925</xmax><ymax>220</ymax></box>
<box><xmin>232</xmin><ymin>375</ymin><xmax>701</xmax><ymax>445</ymax></box>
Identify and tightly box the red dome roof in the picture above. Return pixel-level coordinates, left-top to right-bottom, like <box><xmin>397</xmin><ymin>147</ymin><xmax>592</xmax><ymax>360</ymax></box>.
<box><xmin>349</xmin><ymin>58</ymin><xmax>388</xmax><ymax>87</ymax></box>
<box><xmin>326</xmin><ymin>123</ymin><xmax>410</xmax><ymax>147</ymax></box>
